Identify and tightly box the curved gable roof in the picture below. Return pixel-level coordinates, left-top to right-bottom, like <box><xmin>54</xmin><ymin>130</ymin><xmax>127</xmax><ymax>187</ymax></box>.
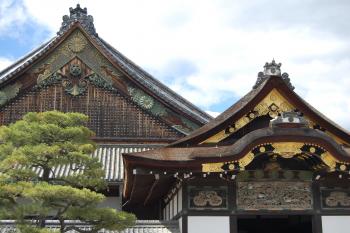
<box><xmin>0</xmin><ymin>7</ymin><xmax>212</xmax><ymax>127</ymax></box>
<box><xmin>171</xmin><ymin>75</ymin><xmax>350</xmax><ymax>146</ymax></box>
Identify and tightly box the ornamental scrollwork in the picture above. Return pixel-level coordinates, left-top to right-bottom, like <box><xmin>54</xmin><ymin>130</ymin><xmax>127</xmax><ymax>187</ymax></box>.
<box><xmin>193</xmin><ymin>191</ymin><xmax>223</xmax><ymax>207</ymax></box>
<box><xmin>62</xmin><ymin>78</ymin><xmax>87</xmax><ymax>96</ymax></box>
<box><xmin>202</xmin><ymin>162</ymin><xmax>224</xmax><ymax>172</ymax></box>
<box><xmin>202</xmin><ymin>142</ymin><xmax>348</xmax><ymax>172</ymax></box>
<box><xmin>325</xmin><ymin>192</ymin><xmax>350</xmax><ymax>207</ymax></box>
<box><xmin>35</xmin><ymin>65</ymin><xmax>114</xmax><ymax>97</ymax></box>
<box><xmin>237</xmin><ymin>181</ymin><xmax>312</xmax><ymax>210</ymax></box>
<box><xmin>202</xmin><ymin>89</ymin><xmax>294</xmax><ymax>143</ymax></box>
<box><xmin>86</xmin><ymin>73</ymin><xmax>114</xmax><ymax>91</ymax></box>
<box><xmin>189</xmin><ymin>186</ymin><xmax>227</xmax><ymax>209</ymax></box>
<box><xmin>36</xmin><ymin>72</ymin><xmax>62</xmax><ymax>89</ymax></box>
<box><xmin>272</xmin><ymin>142</ymin><xmax>303</xmax><ymax>159</ymax></box>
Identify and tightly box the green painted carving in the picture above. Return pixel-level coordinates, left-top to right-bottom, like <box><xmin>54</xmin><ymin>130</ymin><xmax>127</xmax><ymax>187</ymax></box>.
<box><xmin>128</xmin><ymin>86</ymin><xmax>156</xmax><ymax>110</ymax></box>
<box><xmin>0</xmin><ymin>82</ymin><xmax>22</xmax><ymax>106</ymax></box>
<box><xmin>30</xmin><ymin>29</ymin><xmax>200</xmax><ymax>133</ymax></box>
<box><xmin>36</xmin><ymin>71</ymin><xmax>88</xmax><ymax>97</ymax></box>
<box><xmin>149</xmin><ymin>101</ymin><xmax>167</xmax><ymax>116</ymax></box>
<box><xmin>35</xmin><ymin>70</ymin><xmax>116</xmax><ymax>97</ymax></box>
<box><xmin>139</xmin><ymin>95</ymin><xmax>154</xmax><ymax>109</ymax></box>
<box><xmin>86</xmin><ymin>73</ymin><xmax>114</xmax><ymax>91</ymax></box>
<box><xmin>127</xmin><ymin>85</ymin><xmax>200</xmax><ymax>133</ymax></box>
<box><xmin>32</xmin><ymin>30</ymin><xmax>122</xmax><ymax>85</ymax></box>
<box><xmin>69</xmin><ymin>64</ymin><xmax>82</xmax><ymax>76</ymax></box>
<box><xmin>36</xmin><ymin>72</ymin><xmax>62</xmax><ymax>89</ymax></box>
<box><xmin>32</xmin><ymin>31</ymin><xmax>88</xmax><ymax>82</ymax></box>
<box><xmin>62</xmin><ymin>78</ymin><xmax>88</xmax><ymax>96</ymax></box>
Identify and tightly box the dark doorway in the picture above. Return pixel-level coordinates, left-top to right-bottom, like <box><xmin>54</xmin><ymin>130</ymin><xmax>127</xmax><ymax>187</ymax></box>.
<box><xmin>237</xmin><ymin>215</ymin><xmax>312</xmax><ymax>233</ymax></box>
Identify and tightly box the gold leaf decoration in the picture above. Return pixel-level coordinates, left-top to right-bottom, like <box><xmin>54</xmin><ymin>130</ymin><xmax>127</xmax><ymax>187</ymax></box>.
<box><xmin>272</xmin><ymin>142</ymin><xmax>303</xmax><ymax>158</ymax></box>
<box><xmin>202</xmin><ymin>162</ymin><xmax>224</xmax><ymax>172</ymax></box>
<box><xmin>238</xmin><ymin>152</ymin><xmax>255</xmax><ymax>168</ymax></box>
<box><xmin>202</xmin><ymin>89</ymin><xmax>294</xmax><ymax>143</ymax></box>
<box><xmin>321</xmin><ymin>152</ymin><xmax>337</xmax><ymax>171</ymax></box>
<box><xmin>68</xmin><ymin>31</ymin><xmax>87</xmax><ymax>53</ymax></box>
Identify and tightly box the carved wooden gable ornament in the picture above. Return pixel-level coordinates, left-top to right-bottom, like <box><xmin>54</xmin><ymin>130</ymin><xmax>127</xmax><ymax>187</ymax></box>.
<box><xmin>0</xmin><ymin>5</ymin><xmax>211</xmax><ymax>137</ymax></box>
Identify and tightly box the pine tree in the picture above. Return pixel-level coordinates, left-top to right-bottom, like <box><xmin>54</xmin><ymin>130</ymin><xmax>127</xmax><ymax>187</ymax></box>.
<box><xmin>0</xmin><ymin>111</ymin><xmax>135</xmax><ymax>233</ymax></box>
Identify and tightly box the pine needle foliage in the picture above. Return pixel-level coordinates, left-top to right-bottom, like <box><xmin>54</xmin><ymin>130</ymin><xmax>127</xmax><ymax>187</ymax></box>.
<box><xmin>0</xmin><ymin>111</ymin><xmax>135</xmax><ymax>233</ymax></box>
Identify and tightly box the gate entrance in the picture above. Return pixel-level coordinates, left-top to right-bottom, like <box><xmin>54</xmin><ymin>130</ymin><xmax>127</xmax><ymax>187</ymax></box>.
<box><xmin>237</xmin><ymin>215</ymin><xmax>312</xmax><ymax>233</ymax></box>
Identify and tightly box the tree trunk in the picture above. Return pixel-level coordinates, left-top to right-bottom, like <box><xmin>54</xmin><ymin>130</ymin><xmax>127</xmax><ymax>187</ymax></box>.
<box><xmin>39</xmin><ymin>167</ymin><xmax>51</xmax><ymax>228</ymax></box>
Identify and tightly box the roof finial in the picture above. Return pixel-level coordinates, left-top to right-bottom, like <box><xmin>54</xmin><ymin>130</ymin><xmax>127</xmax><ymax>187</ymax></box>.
<box><xmin>264</xmin><ymin>59</ymin><xmax>282</xmax><ymax>76</ymax></box>
<box><xmin>253</xmin><ymin>59</ymin><xmax>294</xmax><ymax>90</ymax></box>
<box><xmin>58</xmin><ymin>4</ymin><xmax>97</xmax><ymax>36</ymax></box>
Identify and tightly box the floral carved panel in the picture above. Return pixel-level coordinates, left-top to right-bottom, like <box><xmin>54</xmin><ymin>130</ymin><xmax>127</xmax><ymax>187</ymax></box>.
<box><xmin>188</xmin><ymin>186</ymin><xmax>227</xmax><ymax>210</ymax></box>
<box><xmin>321</xmin><ymin>188</ymin><xmax>350</xmax><ymax>209</ymax></box>
<box><xmin>237</xmin><ymin>181</ymin><xmax>312</xmax><ymax>210</ymax></box>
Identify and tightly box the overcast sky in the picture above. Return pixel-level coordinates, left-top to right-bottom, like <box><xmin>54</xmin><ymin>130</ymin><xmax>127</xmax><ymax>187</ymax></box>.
<box><xmin>0</xmin><ymin>0</ymin><xmax>349</xmax><ymax>130</ymax></box>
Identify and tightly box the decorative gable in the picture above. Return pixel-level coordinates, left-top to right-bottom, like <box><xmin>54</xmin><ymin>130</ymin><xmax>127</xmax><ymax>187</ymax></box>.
<box><xmin>0</xmin><ymin>27</ymin><xmax>204</xmax><ymax>136</ymax></box>
<box><xmin>168</xmin><ymin>60</ymin><xmax>350</xmax><ymax>147</ymax></box>
<box><xmin>0</xmin><ymin>58</ymin><xmax>181</xmax><ymax>139</ymax></box>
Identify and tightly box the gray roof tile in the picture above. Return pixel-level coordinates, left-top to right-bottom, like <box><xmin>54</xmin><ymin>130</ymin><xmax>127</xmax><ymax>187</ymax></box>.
<box><xmin>0</xmin><ymin>220</ymin><xmax>180</xmax><ymax>233</ymax></box>
<box><xmin>25</xmin><ymin>144</ymin><xmax>160</xmax><ymax>182</ymax></box>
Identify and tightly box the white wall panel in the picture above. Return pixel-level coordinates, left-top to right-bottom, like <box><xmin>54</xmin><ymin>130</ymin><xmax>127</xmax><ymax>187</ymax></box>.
<box><xmin>188</xmin><ymin>216</ymin><xmax>230</xmax><ymax>233</ymax></box>
<box><xmin>174</xmin><ymin>193</ymin><xmax>178</xmax><ymax>216</ymax></box>
<box><xmin>179</xmin><ymin>217</ymin><xmax>183</xmax><ymax>233</ymax></box>
<box><xmin>322</xmin><ymin>216</ymin><xmax>350</xmax><ymax>233</ymax></box>
<box><xmin>170</xmin><ymin>199</ymin><xmax>173</xmax><ymax>219</ymax></box>
<box><xmin>178</xmin><ymin>187</ymin><xmax>182</xmax><ymax>212</ymax></box>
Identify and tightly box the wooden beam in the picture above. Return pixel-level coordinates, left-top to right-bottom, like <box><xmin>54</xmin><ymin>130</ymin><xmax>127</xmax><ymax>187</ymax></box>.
<box><xmin>143</xmin><ymin>174</ymin><xmax>160</xmax><ymax>206</ymax></box>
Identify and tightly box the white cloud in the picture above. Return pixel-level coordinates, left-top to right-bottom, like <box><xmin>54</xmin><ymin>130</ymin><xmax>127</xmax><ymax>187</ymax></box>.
<box><xmin>3</xmin><ymin>0</ymin><xmax>349</xmax><ymax>130</ymax></box>
<box><xmin>0</xmin><ymin>57</ymin><xmax>13</xmax><ymax>71</ymax></box>
<box><xmin>206</xmin><ymin>111</ymin><xmax>221</xmax><ymax>118</ymax></box>
<box><xmin>0</xmin><ymin>0</ymin><xmax>29</xmax><ymax>37</ymax></box>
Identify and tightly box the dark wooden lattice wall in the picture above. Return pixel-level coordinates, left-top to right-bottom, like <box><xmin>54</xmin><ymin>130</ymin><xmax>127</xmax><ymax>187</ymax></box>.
<box><xmin>0</xmin><ymin>83</ymin><xmax>181</xmax><ymax>139</ymax></box>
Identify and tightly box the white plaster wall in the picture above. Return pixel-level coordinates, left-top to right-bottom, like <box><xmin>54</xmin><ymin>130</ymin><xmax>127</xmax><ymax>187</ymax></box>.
<box><xmin>179</xmin><ymin>217</ymin><xmax>183</xmax><ymax>233</ymax></box>
<box><xmin>165</xmin><ymin>203</ymin><xmax>169</xmax><ymax>220</ymax></box>
<box><xmin>174</xmin><ymin>193</ymin><xmax>178</xmax><ymax>216</ymax></box>
<box><xmin>188</xmin><ymin>216</ymin><xmax>230</xmax><ymax>233</ymax></box>
<box><xmin>170</xmin><ymin>199</ymin><xmax>174</xmax><ymax>219</ymax></box>
<box><xmin>178</xmin><ymin>187</ymin><xmax>183</xmax><ymax>212</ymax></box>
<box><xmin>162</xmin><ymin>187</ymin><xmax>183</xmax><ymax>220</ymax></box>
<box><xmin>322</xmin><ymin>216</ymin><xmax>350</xmax><ymax>233</ymax></box>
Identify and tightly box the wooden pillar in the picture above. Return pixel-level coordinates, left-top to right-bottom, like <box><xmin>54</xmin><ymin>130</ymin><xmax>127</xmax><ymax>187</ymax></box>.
<box><xmin>230</xmin><ymin>215</ymin><xmax>238</xmax><ymax>233</ymax></box>
<box><xmin>181</xmin><ymin>182</ymin><xmax>188</xmax><ymax>233</ymax></box>
<box><xmin>312</xmin><ymin>214</ymin><xmax>323</xmax><ymax>233</ymax></box>
<box><xmin>312</xmin><ymin>180</ymin><xmax>323</xmax><ymax>233</ymax></box>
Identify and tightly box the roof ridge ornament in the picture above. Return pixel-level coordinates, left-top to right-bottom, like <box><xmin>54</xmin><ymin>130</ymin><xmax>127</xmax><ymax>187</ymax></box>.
<box><xmin>253</xmin><ymin>59</ymin><xmax>294</xmax><ymax>90</ymax></box>
<box><xmin>58</xmin><ymin>4</ymin><xmax>97</xmax><ymax>36</ymax></box>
